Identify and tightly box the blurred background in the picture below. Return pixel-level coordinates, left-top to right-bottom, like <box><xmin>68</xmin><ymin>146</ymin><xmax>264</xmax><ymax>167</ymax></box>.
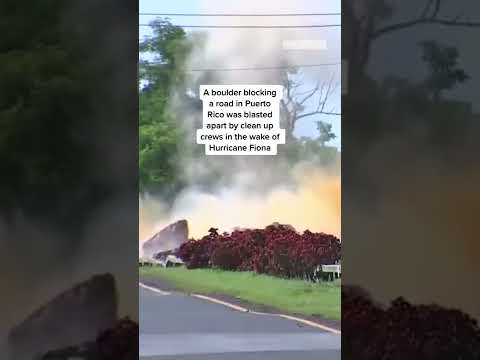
<box><xmin>343</xmin><ymin>0</ymin><xmax>480</xmax><ymax>320</ymax></box>
<box><xmin>0</xmin><ymin>1</ymin><xmax>138</xmax><ymax>358</ymax></box>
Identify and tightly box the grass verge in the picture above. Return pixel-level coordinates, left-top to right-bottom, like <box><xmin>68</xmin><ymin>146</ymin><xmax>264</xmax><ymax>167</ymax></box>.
<box><xmin>139</xmin><ymin>267</ymin><xmax>340</xmax><ymax>320</ymax></box>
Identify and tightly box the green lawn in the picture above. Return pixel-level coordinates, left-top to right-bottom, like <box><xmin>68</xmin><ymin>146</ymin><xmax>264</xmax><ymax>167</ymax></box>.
<box><xmin>140</xmin><ymin>267</ymin><xmax>340</xmax><ymax>320</ymax></box>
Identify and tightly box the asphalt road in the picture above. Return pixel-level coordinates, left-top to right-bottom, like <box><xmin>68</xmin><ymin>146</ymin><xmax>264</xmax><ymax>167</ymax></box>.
<box><xmin>139</xmin><ymin>285</ymin><xmax>340</xmax><ymax>359</ymax></box>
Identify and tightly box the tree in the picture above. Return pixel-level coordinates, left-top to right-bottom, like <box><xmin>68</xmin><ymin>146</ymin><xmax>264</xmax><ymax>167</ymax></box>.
<box><xmin>280</xmin><ymin>69</ymin><xmax>339</xmax><ymax>141</ymax></box>
<box><xmin>316</xmin><ymin>121</ymin><xmax>336</xmax><ymax>146</ymax></box>
<box><xmin>139</xmin><ymin>19</ymin><xmax>191</xmax><ymax>92</ymax></box>
<box><xmin>139</xmin><ymin>20</ymin><xmax>191</xmax><ymax>196</ymax></box>
<box><xmin>420</xmin><ymin>40</ymin><xmax>469</xmax><ymax>102</ymax></box>
<box><xmin>342</xmin><ymin>0</ymin><xmax>480</xmax><ymax>175</ymax></box>
<box><xmin>343</xmin><ymin>0</ymin><xmax>480</xmax><ymax>91</ymax></box>
<box><xmin>0</xmin><ymin>0</ymin><xmax>130</xmax><ymax>230</ymax></box>
<box><xmin>139</xmin><ymin>91</ymin><xmax>183</xmax><ymax>195</ymax></box>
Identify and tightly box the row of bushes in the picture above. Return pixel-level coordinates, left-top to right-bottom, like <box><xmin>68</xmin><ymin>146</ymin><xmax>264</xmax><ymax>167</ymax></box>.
<box><xmin>42</xmin><ymin>318</ymin><xmax>138</xmax><ymax>360</ymax></box>
<box><xmin>342</xmin><ymin>286</ymin><xmax>480</xmax><ymax>359</ymax></box>
<box><xmin>176</xmin><ymin>224</ymin><xmax>341</xmax><ymax>280</ymax></box>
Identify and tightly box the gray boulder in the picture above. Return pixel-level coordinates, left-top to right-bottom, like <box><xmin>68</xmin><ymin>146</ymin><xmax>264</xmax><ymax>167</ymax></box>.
<box><xmin>8</xmin><ymin>273</ymin><xmax>117</xmax><ymax>360</ymax></box>
<box><xmin>142</xmin><ymin>219</ymin><xmax>188</xmax><ymax>258</ymax></box>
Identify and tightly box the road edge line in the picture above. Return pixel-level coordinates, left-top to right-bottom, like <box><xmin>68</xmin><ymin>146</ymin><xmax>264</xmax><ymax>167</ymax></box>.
<box><xmin>138</xmin><ymin>282</ymin><xmax>340</xmax><ymax>334</ymax></box>
<box><xmin>278</xmin><ymin>314</ymin><xmax>341</xmax><ymax>335</ymax></box>
<box><xmin>139</xmin><ymin>282</ymin><xmax>171</xmax><ymax>295</ymax></box>
<box><xmin>191</xmin><ymin>293</ymin><xmax>341</xmax><ymax>335</ymax></box>
<box><xmin>192</xmin><ymin>294</ymin><xmax>249</xmax><ymax>312</ymax></box>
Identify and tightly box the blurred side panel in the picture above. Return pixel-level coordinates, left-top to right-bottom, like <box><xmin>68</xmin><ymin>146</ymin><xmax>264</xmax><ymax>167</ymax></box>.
<box><xmin>342</xmin><ymin>0</ymin><xmax>480</xmax><ymax>358</ymax></box>
<box><xmin>0</xmin><ymin>0</ymin><xmax>139</xmax><ymax>359</ymax></box>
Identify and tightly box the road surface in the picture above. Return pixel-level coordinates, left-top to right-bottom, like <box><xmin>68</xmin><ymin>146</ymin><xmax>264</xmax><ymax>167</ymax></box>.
<box><xmin>139</xmin><ymin>285</ymin><xmax>340</xmax><ymax>359</ymax></box>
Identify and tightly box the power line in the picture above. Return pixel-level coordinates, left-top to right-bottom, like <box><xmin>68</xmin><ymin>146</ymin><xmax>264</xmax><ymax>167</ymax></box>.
<box><xmin>139</xmin><ymin>24</ymin><xmax>340</xmax><ymax>29</ymax></box>
<box><xmin>139</xmin><ymin>62</ymin><xmax>342</xmax><ymax>115</ymax></box>
<box><xmin>139</xmin><ymin>63</ymin><xmax>341</xmax><ymax>72</ymax></box>
<box><xmin>315</xmin><ymin>112</ymin><xmax>341</xmax><ymax>116</ymax></box>
<box><xmin>139</xmin><ymin>12</ymin><xmax>341</xmax><ymax>17</ymax></box>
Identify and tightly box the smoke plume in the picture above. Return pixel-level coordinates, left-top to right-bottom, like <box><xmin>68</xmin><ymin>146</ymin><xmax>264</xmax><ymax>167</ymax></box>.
<box><xmin>140</xmin><ymin>167</ymin><xmax>340</xmax><ymax>253</ymax></box>
<box><xmin>140</xmin><ymin>1</ymin><xmax>341</xmax><ymax>250</ymax></box>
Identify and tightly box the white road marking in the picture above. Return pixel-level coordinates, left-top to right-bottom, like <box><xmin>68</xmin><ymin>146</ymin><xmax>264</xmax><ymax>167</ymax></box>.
<box><xmin>278</xmin><ymin>314</ymin><xmax>341</xmax><ymax>335</ymax></box>
<box><xmin>192</xmin><ymin>293</ymin><xmax>341</xmax><ymax>335</ymax></box>
<box><xmin>139</xmin><ymin>282</ymin><xmax>170</xmax><ymax>295</ymax></box>
<box><xmin>139</xmin><ymin>283</ymin><xmax>340</xmax><ymax>334</ymax></box>
<box><xmin>192</xmin><ymin>294</ymin><xmax>249</xmax><ymax>312</ymax></box>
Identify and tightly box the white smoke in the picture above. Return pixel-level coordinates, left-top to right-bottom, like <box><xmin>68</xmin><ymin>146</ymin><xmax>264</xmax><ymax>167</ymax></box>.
<box><xmin>140</xmin><ymin>0</ymin><xmax>341</xmax><ymax>246</ymax></box>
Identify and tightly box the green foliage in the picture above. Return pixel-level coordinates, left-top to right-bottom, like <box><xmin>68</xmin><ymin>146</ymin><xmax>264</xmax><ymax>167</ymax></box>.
<box><xmin>139</xmin><ymin>20</ymin><xmax>190</xmax><ymax>195</ymax></box>
<box><xmin>280</xmin><ymin>119</ymin><xmax>339</xmax><ymax>169</ymax></box>
<box><xmin>139</xmin><ymin>19</ymin><xmax>191</xmax><ymax>92</ymax></box>
<box><xmin>139</xmin><ymin>91</ymin><xmax>182</xmax><ymax>194</ymax></box>
<box><xmin>281</xmin><ymin>138</ymin><xmax>339</xmax><ymax>170</ymax></box>
<box><xmin>316</xmin><ymin>121</ymin><xmax>337</xmax><ymax>146</ymax></box>
<box><xmin>420</xmin><ymin>40</ymin><xmax>469</xmax><ymax>101</ymax></box>
<box><xmin>360</xmin><ymin>47</ymin><xmax>472</xmax><ymax>151</ymax></box>
<box><xmin>0</xmin><ymin>0</ymin><xmax>107</xmax><ymax>227</ymax></box>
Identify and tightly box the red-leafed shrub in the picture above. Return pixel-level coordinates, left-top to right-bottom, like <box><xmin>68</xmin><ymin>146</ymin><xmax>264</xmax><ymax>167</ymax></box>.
<box><xmin>177</xmin><ymin>228</ymin><xmax>219</xmax><ymax>269</ymax></box>
<box><xmin>262</xmin><ymin>226</ymin><xmax>303</xmax><ymax>278</ymax></box>
<box><xmin>175</xmin><ymin>224</ymin><xmax>341</xmax><ymax>280</ymax></box>
<box><xmin>96</xmin><ymin>318</ymin><xmax>138</xmax><ymax>360</ymax></box>
<box><xmin>41</xmin><ymin>318</ymin><xmax>139</xmax><ymax>360</ymax></box>
<box><xmin>342</xmin><ymin>285</ymin><xmax>480</xmax><ymax>360</ymax></box>
<box><xmin>211</xmin><ymin>241</ymin><xmax>242</xmax><ymax>270</ymax></box>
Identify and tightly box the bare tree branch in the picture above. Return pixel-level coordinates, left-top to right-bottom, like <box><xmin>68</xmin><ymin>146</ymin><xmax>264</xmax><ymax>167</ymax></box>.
<box><xmin>427</xmin><ymin>0</ymin><xmax>442</xmax><ymax>19</ymax></box>
<box><xmin>372</xmin><ymin>0</ymin><xmax>480</xmax><ymax>39</ymax></box>
<box><xmin>373</xmin><ymin>18</ymin><xmax>480</xmax><ymax>38</ymax></box>
<box><xmin>296</xmin><ymin>75</ymin><xmax>338</xmax><ymax>120</ymax></box>
<box><xmin>421</xmin><ymin>0</ymin><xmax>435</xmax><ymax>18</ymax></box>
<box><xmin>280</xmin><ymin>99</ymin><xmax>288</xmax><ymax>113</ymax></box>
<box><xmin>280</xmin><ymin>71</ymin><xmax>339</xmax><ymax>139</ymax></box>
<box><xmin>298</xmin><ymin>83</ymin><xmax>320</xmax><ymax>106</ymax></box>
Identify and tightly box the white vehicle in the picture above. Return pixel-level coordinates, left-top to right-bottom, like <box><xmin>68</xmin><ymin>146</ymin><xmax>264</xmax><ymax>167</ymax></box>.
<box><xmin>139</xmin><ymin>257</ymin><xmax>153</xmax><ymax>267</ymax></box>
<box><xmin>139</xmin><ymin>257</ymin><xmax>163</xmax><ymax>267</ymax></box>
<box><xmin>159</xmin><ymin>255</ymin><xmax>184</xmax><ymax>268</ymax></box>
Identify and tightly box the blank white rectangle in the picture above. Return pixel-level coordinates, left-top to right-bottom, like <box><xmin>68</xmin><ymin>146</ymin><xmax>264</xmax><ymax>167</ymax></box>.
<box><xmin>282</xmin><ymin>40</ymin><xmax>327</xmax><ymax>50</ymax></box>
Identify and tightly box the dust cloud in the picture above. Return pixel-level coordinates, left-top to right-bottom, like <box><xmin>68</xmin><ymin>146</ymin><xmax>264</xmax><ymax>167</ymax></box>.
<box><xmin>140</xmin><ymin>167</ymin><xmax>340</xmax><ymax>251</ymax></box>
<box><xmin>140</xmin><ymin>0</ymin><xmax>341</xmax><ymax>251</ymax></box>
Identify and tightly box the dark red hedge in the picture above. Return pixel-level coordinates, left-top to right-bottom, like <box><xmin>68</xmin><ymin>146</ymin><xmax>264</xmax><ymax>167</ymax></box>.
<box><xmin>41</xmin><ymin>318</ymin><xmax>138</xmax><ymax>360</ymax></box>
<box><xmin>177</xmin><ymin>225</ymin><xmax>341</xmax><ymax>280</ymax></box>
<box><xmin>342</xmin><ymin>286</ymin><xmax>480</xmax><ymax>359</ymax></box>
<box><xmin>95</xmin><ymin>318</ymin><xmax>138</xmax><ymax>359</ymax></box>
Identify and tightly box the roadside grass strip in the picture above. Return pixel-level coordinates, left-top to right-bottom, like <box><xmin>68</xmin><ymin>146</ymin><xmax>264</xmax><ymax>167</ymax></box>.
<box><xmin>140</xmin><ymin>267</ymin><xmax>340</xmax><ymax>323</ymax></box>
